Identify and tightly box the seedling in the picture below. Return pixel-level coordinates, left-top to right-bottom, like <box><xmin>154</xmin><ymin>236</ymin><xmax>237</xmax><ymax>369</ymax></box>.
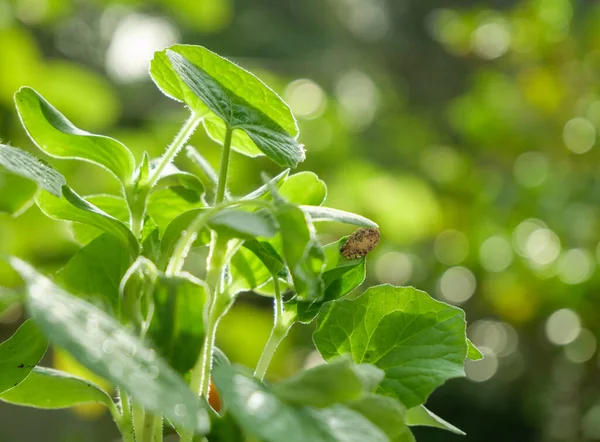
<box><xmin>0</xmin><ymin>44</ymin><xmax>482</xmax><ymax>441</ymax></box>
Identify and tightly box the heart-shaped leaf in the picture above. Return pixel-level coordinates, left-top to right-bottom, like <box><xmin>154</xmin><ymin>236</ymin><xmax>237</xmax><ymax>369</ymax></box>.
<box><xmin>0</xmin><ymin>319</ymin><xmax>48</xmax><ymax>394</ymax></box>
<box><xmin>0</xmin><ymin>366</ymin><xmax>113</xmax><ymax>410</ymax></box>
<box><xmin>150</xmin><ymin>46</ymin><xmax>304</xmax><ymax>168</ymax></box>
<box><xmin>313</xmin><ymin>285</ymin><xmax>469</xmax><ymax>409</ymax></box>
<box><xmin>10</xmin><ymin>258</ymin><xmax>210</xmax><ymax>434</ymax></box>
<box><xmin>15</xmin><ymin>87</ymin><xmax>135</xmax><ymax>184</ymax></box>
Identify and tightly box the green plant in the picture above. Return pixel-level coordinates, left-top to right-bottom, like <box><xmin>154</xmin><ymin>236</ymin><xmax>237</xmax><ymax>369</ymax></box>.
<box><xmin>0</xmin><ymin>44</ymin><xmax>482</xmax><ymax>442</ymax></box>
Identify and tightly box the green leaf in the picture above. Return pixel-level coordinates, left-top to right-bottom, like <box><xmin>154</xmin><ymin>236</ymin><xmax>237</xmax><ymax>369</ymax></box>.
<box><xmin>301</xmin><ymin>206</ymin><xmax>378</xmax><ymax>228</ymax></box>
<box><xmin>10</xmin><ymin>258</ymin><xmax>209</xmax><ymax>434</ymax></box>
<box><xmin>153</xmin><ymin>169</ymin><xmax>205</xmax><ymax>199</ymax></box>
<box><xmin>313</xmin><ymin>285</ymin><xmax>468</xmax><ymax>409</ymax></box>
<box><xmin>467</xmin><ymin>339</ymin><xmax>484</xmax><ymax>361</ymax></box>
<box><xmin>212</xmin><ymin>364</ymin><xmax>388</xmax><ymax>442</ymax></box>
<box><xmin>150</xmin><ymin>46</ymin><xmax>303</xmax><ymax>168</ymax></box>
<box><xmin>147</xmin><ymin>188</ymin><xmax>204</xmax><ymax>233</ymax></box>
<box><xmin>0</xmin><ymin>289</ymin><xmax>23</xmax><ymax>318</ymax></box>
<box><xmin>0</xmin><ymin>144</ymin><xmax>66</xmax><ymax>216</ymax></box>
<box><xmin>279</xmin><ymin>172</ymin><xmax>326</xmax><ymax>206</ymax></box>
<box><xmin>209</xmin><ymin>208</ymin><xmax>278</xmax><ymax>240</ymax></box>
<box><xmin>0</xmin><ymin>366</ymin><xmax>113</xmax><ymax>410</ymax></box>
<box><xmin>227</xmin><ymin>243</ymin><xmax>282</xmax><ymax>297</ymax></box>
<box><xmin>186</xmin><ymin>146</ymin><xmax>219</xmax><ymax>190</ymax></box>
<box><xmin>14</xmin><ymin>87</ymin><xmax>135</xmax><ymax>184</ymax></box>
<box><xmin>158</xmin><ymin>208</ymin><xmax>211</xmax><ymax>270</ymax></box>
<box><xmin>37</xmin><ymin>186</ymin><xmax>138</xmax><ymax>253</ymax></box>
<box><xmin>349</xmin><ymin>395</ymin><xmax>415</xmax><ymax>442</ymax></box>
<box><xmin>287</xmin><ymin>237</ymin><xmax>366</xmax><ymax>323</ymax></box>
<box><xmin>71</xmin><ymin>194</ymin><xmax>131</xmax><ymax>245</ymax></box>
<box><xmin>55</xmin><ymin>233</ymin><xmax>134</xmax><ymax>314</ymax></box>
<box><xmin>273</xmin><ymin>201</ymin><xmax>325</xmax><ymax>301</ymax></box>
<box><xmin>405</xmin><ymin>405</ymin><xmax>465</xmax><ymax>436</ymax></box>
<box><xmin>147</xmin><ymin>273</ymin><xmax>207</xmax><ymax>374</ymax></box>
<box><xmin>0</xmin><ymin>144</ymin><xmax>65</xmax><ymax>197</ymax></box>
<box><xmin>0</xmin><ymin>319</ymin><xmax>48</xmax><ymax>394</ymax></box>
<box><xmin>273</xmin><ymin>357</ymin><xmax>384</xmax><ymax>408</ymax></box>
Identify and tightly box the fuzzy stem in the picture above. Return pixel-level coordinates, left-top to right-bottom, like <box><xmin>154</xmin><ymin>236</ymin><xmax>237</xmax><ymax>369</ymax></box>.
<box><xmin>215</xmin><ymin>126</ymin><xmax>233</xmax><ymax>204</ymax></box>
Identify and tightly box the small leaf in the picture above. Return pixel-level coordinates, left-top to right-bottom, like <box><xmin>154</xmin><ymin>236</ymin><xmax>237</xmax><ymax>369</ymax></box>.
<box><xmin>273</xmin><ymin>357</ymin><xmax>384</xmax><ymax>408</ymax></box>
<box><xmin>212</xmin><ymin>364</ymin><xmax>388</xmax><ymax>442</ymax></box>
<box><xmin>405</xmin><ymin>405</ymin><xmax>465</xmax><ymax>436</ymax></box>
<box><xmin>152</xmin><ymin>170</ymin><xmax>205</xmax><ymax>199</ymax></box>
<box><xmin>242</xmin><ymin>169</ymin><xmax>290</xmax><ymax>201</ymax></box>
<box><xmin>0</xmin><ymin>144</ymin><xmax>65</xmax><ymax>197</ymax></box>
<box><xmin>15</xmin><ymin>87</ymin><xmax>135</xmax><ymax>184</ymax></box>
<box><xmin>467</xmin><ymin>339</ymin><xmax>484</xmax><ymax>361</ymax></box>
<box><xmin>209</xmin><ymin>208</ymin><xmax>278</xmax><ymax>240</ymax></box>
<box><xmin>313</xmin><ymin>285</ymin><xmax>468</xmax><ymax>409</ymax></box>
<box><xmin>227</xmin><ymin>241</ymin><xmax>285</xmax><ymax>297</ymax></box>
<box><xmin>243</xmin><ymin>240</ymin><xmax>286</xmax><ymax>277</ymax></box>
<box><xmin>301</xmin><ymin>206</ymin><xmax>378</xmax><ymax>228</ymax></box>
<box><xmin>10</xmin><ymin>258</ymin><xmax>209</xmax><ymax>434</ymax></box>
<box><xmin>279</xmin><ymin>172</ymin><xmax>326</xmax><ymax>206</ymax></box>
<box><xmin>37</xmin><ymin>186</ymin><xmax>138</xmax><ymax>254</ymax></box>
<box><xmin>151</xmin><ymin>46</ymin><xmax>304</xmax><ymax>168</ymax></box>
<box><xmin>147</xmin><ymin>273</ymin><xmax>207</xmax><ymax>374</ymax></box>
<box><xmin>159</xmin><ymin>208</ymin><xmax>211</xmax><ymax>270</ymax></box>
<box><xmin>147</xmin><ymin>187</ymin><xmax>204</xmax><ymax>233</ymax></box>
<box><xmin>0</xmin><ymin>366</ymin><xmax>113</xmax><ymax>410</ymax></box>
<box><xmin>71</xmin><ymin>194</ymin><xmax>131</xmax><ymax>245</ymax></box>
<box><xmin>349</xmin><ymin>394</ymin><xmax>415</xmax><ymax>442</ymax></box>
<box><xmin>55</xmin><ymin>233</ymin><xmax>134</xmax><ymax>314</ymax></box>
<box><xmin>0</xmin><ymin>319</ymin><xmax>48</xmax><ymax>394</ymax></box>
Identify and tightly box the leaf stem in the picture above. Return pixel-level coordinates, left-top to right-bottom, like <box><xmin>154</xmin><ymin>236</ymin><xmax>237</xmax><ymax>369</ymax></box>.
<box><xmin>117</xmin><ymin>389</ymin><xmax>135</xmax><ymax>442</ymax></box>
<box><xmin>254</xmin><ymin>278</ymin><xmax>294</xmax><ymax>381</ymax></box>
<box><xmin>149</xmin><ymin>113</ymin><xmax>201</xmax><ymax>188</ymax></box>
<box><xmin>142</xmin><ymin>412</ymin><xmax>156</xmax><ymax>442</ymax></box>
<box><xmin>215</xmin><ymin>126</ymin><xmax>233</xmax><ymax>204</ymax></box>
<box><xmin>153</xmin><ymin>415</ymin><xmax>163</xmax><ymax>442</ymax></box>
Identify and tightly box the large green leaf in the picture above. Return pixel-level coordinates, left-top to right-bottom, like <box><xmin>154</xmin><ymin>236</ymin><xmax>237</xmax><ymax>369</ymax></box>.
<box><xmin>36</xmin><ymin>186</ymin><xmax>138</xmax><ymax>253</ymax></box>
<box><xmin>212</xmin><ymin>364</ymin><xmax>388</xmax><ymax>442</ymax></box>
<box><xmin>71</xmin><ymin>194</ymin><xmax>131</xmax><ymax>244</ymax></box>
<box><xmin>147</xmin><ymin>273</ymin><xmax>207</xmax><ymax>374</ymax></box>
<box><xmin>0</xmin><ymin>366</ymin><xmax>113</xmax><ymax>410</ymax></box>
<box><xmin>405</xmin><ymin>405</ymin><xmax>465</xmax><ymax>435</ymax></box>
<box><xmin>313</xmin><ymin>285</ymin><xmax>468</xmax><ymax>409</ymax></box>
<box><xmin>0</xmin><ymin>144</ymin><xmax>66</xmax><ymax>216</ymax></box>
<box><xmin>55</xmin><ymin>233</ymin><xmax>134</xmax><ymax>314</ymax></box>
<box><xmin>150</xmin><ymin>46</ymin><xmax>303</xmax><ymax>168</ymax></box>
<box><xmin>273</xmin><ymin>357</ymin><xmax>384</xmax><ymax>408</ymax></box>
<box><xmin>0</xmin><ymin>319</ymin><xmax>48</xmax><ymax>394</ymax></box>
<box><xmin>349</xmin><ymin>394</ymin><xmax>415</xmax><ymax>442</ymax></box>
<box><xmin>10</xmin><ymin>258</ymin><xmax>209</xmax><ymax>434</ymax></box>
<box><xmin>287</xmin><ymin>237</ymin><xmax>366</xmax><ymax>323</ymax></box>
<box><xmin>14</xmin><ymin>87</ymin><xmax>135</xmax><ymax>184</ymax></box>
<box><xmin>273</xmin><ymin>201</ymin><xmax>325</xmax><ymax>301</ymax></box>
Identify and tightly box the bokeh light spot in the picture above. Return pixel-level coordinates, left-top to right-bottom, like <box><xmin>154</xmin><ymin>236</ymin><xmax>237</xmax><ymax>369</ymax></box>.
<box><xmin>472</xmin><ymin>21</ymin><xmax>511</xmax><ymax>60</ymax></box>
<box><xmin>466</xmin><ymin>347</ymin><xmax>498</xmax><ymax>382</ymax></box>
<box><xmin>434</xmin><ymin>229</ymin><xmax>469</xmax><ymax>265</ymax></box>
<box><xmin>564</xmin><ymin>329</ymin><xmax>597</xmax><ymax>363</ymax></box>
<box><xmin>480</xmin><ymin>236</ymin><xmax>513</xmax><ymax>272</ymax></box>
<box><xmin>563</xmin><ymin>117</ymin><xmax>596</xmax><ymax>154</ymax></box>
<box><xmin>284</xmin><ymin>79</ymin><xmax>326</xmax><ymax>120</ymax></box>
<box><xmin>513</xmin><ymin>151</ymin><xmax>549</xmax><ymax>187</ymax></box>
<box><xmin>374</xmin><ymin>252</ymin><xmax>413</xmax><ymax>285</ymax></box>
<box><xmin>556</xmin><ymin>248</ymin><xmax>594</xmax><ymax>285</ymax></box>
<box><xmin>545</xmin><ymin>309</ymin><xmax>581</xmax><ymax>346</ymax></box>
<box><xmin>438</xmin><ymin>266</ymin><xmax>476</xmax><ymax>305</ymax></box>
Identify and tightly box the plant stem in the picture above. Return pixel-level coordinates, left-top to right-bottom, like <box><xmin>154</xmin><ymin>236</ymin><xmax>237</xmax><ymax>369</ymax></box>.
<box><xmin>149</xmin><ymin>113</ymin><xmax>201</xmax><ymax>187</ymax></box>
<box><xmin>117</xmin><ymin>389</ymin><xmax>135</xmax><ymax>442</ymax></box>
<box><xmin>215</xmin><ymin>126</ymin><xmax>233</xmax><ymax>204</ymax></box>
<box><xmin>254</xmin><ymin>278</ymin><xmax>294</xmax><ymax>381</ymax></box>
<box><xmin>133</xmin><ymin>403</ymin><xmax>145</xmax><ymax>441</ymax></box>
<box><xmin>142</xmin><ymin>412</ymin><xmax>156</xmax><ymax>442</ymax></box>
<box><xmin>153</xmin><ymin>415</ymin><xmax>163</xmax><ymax>442</ymax></box>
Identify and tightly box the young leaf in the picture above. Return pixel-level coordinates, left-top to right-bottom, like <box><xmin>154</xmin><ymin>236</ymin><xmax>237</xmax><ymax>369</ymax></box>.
<box><xmin>405</xmin><ymin>405</ymin><xmax>465</xmax><ymax>436</ymax></box>
<box><xmin>152</xmin><ymin>169</ymin><xmax>205</xmax><ymax>198</ymax></box>
<box><xmin>241</xmin><ymin>169</ymin><xmax>290</xmax><ymax>201</ymax></box>
<box><xmin>9</xmin><ymin>258</ymin><xmax>209</xmax><ymax>434</ymax></box>
<box><xmin>0</xmin><ymin>319</ymin><xmax>48</xmax><ymax>394</ymax></box>
<box><xmin>55</xmin><ymin>233</ymin><xmax>134</xmax><ymax>314</ymax></box>
<box><xmin>186</xmin><ymin>146</ymin><xmax>219</xmax><ymax>189</ymax></box>
<box><xmin>151</xmin><ymin>46</ymin><xmax>304</xmax><ymax>168</ymax></box>
<box><xmin>212</xmin><ymin>364</ymin><xmax>388</xmax><ymax>442</ymax></box>
<box><xmin>147</xmin><ymin>187</ymin><xmax>204</xmax><ymax>233</ymax></box>
<box><xmin>286</xmin><ymin>237</ymin><xmax>366</xmax><ymax>323</ymax></box>
<box><xmin>158</xmin><ymin>208</ymin><xmax>211</xmax><ymax>270</ymax></box>
<box><xmin>0</xmin><ymin>289</ymin><xmax>23</xmax><ymax>318</ymax></box>
<box><xmin>147</xmin><ymin>273</ymin><xmax>207</xmax><ymax>374</ymax></box>
<box><xmin>36</xmin><ymin>186</ymin><xmax>139</xmax><ymax>253</ymax></box>
<box><xmin>467</xmin><ymin>339</ymin><xmax>484</xmax><ymax>361</ymax></box>
<box><xmin>209</xmin><ymin>208</ymin><xmax>278</xmax><ymax>240</ymax></box>
<box><xmin>279</xmin><ymin>172</ymin><xmax>326</xmax><ymax>206</ymax></box>
<box><xmin>273</xmin><ymin>202</ymin><xmax>325</xmax><ymax>301</ymax></box>
<box><xmin>349</xmin><ymin>394</ymin><xmax>415</xmax><ymax>442</ymax></box>
<box><xmin>313</xmin><ymin>284</ymin><xmax>469</xmax><ymax>409</ymax></box>
<box><xmin>301</xmin><ymin>206</ymin><xmax>378</xmax><ymax>228</ymax></box>
<box><xmin>0</xmin><ymin>366</ymin><xmax>113</xmax><ymax>410</ymax></box>
<box><xmin>70</xmin><ymin>194</ymin><xmax>131</xmax><ymax>245</ymax></box>
<box><xmin>273</xmin><ymin>357</ymin><xmax>384</xmax><ymax>408</ymax></box>
<box><xmin>14</xmin><ymin>87</ymin><xmax>135</xmax><ymax>184</ymax></box>
<box><xmin>0</xmin><ymin>144</ymin><xmax>65</xmax><ymax>197</ymax></box>
<box><xmin>227</xmin><ymin>246</ymin><xmax>279</xmax><ymax>297</ymax></box>
<box><xmin>0</xmin><ymin>171</ymin><xmax>38</xmax><ymax>216</ymax></box>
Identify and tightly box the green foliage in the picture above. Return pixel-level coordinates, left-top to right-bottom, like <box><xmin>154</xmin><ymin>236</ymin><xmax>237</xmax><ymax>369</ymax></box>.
<box><xmin>0</xmin><ymin>43</ymin><xmax>480</xmax><ymax>442</ymax></box>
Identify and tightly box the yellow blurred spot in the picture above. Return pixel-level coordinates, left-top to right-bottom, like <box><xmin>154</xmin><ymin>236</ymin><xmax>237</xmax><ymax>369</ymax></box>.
<box><xmin>164</xmin><ymin>0</ymin><xmax>233</xmax><ymax>33</ymax></box>
<box><xmin>53</xmin><ymin>347</ymin><xmax>112</xmax><ymax>420</ymax></box>
<box><xmin>483</xmin><ymin>276</ymin><xmax>539</xmax><ymax>323</ymax></box>
<box><xmin>519</xmin><ymin>68</ymin><xmax>563</xmax><ymax>113</ymax></box>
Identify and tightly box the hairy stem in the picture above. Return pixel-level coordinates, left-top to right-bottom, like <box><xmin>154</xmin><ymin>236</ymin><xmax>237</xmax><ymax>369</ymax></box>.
<box><xmin>153</xmin><ymin>415</ymin><xmax>163</xmax><ymax>442</ymax></box>
<box><xmin>255</xmin><ymin>278</ymin><xmax>294</xmax><ymax>381</ymax></box>
<box><xmin>142</xmin><ymin>412</ymin><xmax>156</xmax><ymax>442</ymax></box>
<box><xmin>149</xmin><ymin>113</ymin><xmax>201</xmax><ymax>187</ymax></box>
<box><xmin>215</xmin><ymin>126</ymin><xmax>233</xmax><ymax>204</ymax></box>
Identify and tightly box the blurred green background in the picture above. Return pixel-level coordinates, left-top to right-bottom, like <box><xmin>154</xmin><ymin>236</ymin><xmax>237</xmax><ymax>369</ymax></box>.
<box><xmin>1</xmin><ymin>0</ymin><xmax>600</xmax><ymax>440</ymax></box>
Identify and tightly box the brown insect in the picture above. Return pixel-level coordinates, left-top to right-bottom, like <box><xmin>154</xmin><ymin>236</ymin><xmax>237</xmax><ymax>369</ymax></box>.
<box><xmin>340</xmin><ymin>227</ymin><xmax>380</xmax><ymax>260</ymax></box>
